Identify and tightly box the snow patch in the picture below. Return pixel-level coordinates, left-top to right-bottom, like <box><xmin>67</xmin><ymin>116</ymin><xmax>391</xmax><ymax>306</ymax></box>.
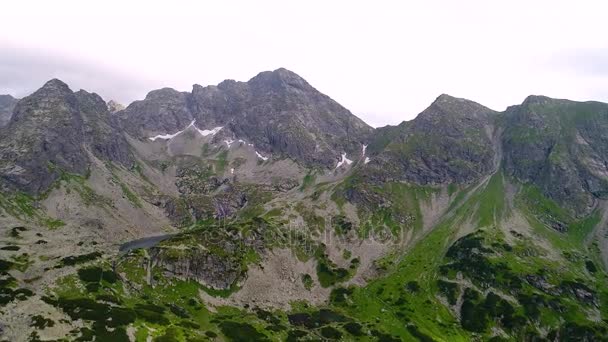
<box><xmin>335</xmin><ymin>153</ymin><xmax>353</xmax><ymax>169</ymax></box>
<box><xmin>149</xmin><ymin>120</ymin><xmax>195</xmax><ymax>141</ymax></box>
<box><xmin>148</xmin><ymin>120</ymin><xmax>222</xmax><ymax>141</ymax></box>
<box><xmin>237</xmin><ymin>139</ymin><xmax>254</xmax><ymax>147</ymax></box>
<box><xmin>224</xmin><ymin>139</ymin><xmax>235</xmax><ymax>147</ymax></box>
<box><xmin>148</xmin><ymin>132</ymin><xmax>181</xmax><ymax>141</ymax></box>
<box><xmin>196</xmin><ymin>126</ymin><xmax>223</xmax><ymax>136</ymax></box>
<box><xmin>362</xmin><ymin>144</ymin><xmax>368</xmax><ymax>155</ymax></box>
<box><xmin>364</xmin><ymin>157</ymin><xmax>371</xmax><ymax>164</ymax></box>
<box><xmin>230</xmin><ymin>168</ymin><xmax>234</xmax><ymax>174</ymax></box>
<box><xmin>255</xmin><ymin>151</ymin><xmax>269</xmax><ymax>161</ymax></box>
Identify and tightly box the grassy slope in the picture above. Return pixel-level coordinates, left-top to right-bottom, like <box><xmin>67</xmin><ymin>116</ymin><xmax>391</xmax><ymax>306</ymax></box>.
<box><xmin>334</xmin><ymin>172</ymin><xmax>608</xmax><ymax>340</ymax></box>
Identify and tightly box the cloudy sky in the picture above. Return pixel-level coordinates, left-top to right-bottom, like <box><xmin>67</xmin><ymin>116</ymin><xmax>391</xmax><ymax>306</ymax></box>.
<box><xmin>1</xmin><ymin>1</ymin><xmax>607</xmax><ymax>126</ymax></box>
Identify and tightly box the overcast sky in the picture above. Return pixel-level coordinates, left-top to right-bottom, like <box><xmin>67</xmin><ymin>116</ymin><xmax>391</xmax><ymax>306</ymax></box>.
<box><xmin>1</xmin><ymin>1</ymin><xmax>607</xmax><ymax>127</ymax></box>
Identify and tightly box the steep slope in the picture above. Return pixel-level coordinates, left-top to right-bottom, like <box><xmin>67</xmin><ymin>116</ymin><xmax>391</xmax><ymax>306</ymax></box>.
<box><xmin>0</xmin><ymin>94</ymin><xmax>18</xmax><ymax>127</ymax></box>
<box><xmin>330</xmin><ymin>94</ymin><xmax>500</xmax><ymax>239</ymax></box>
<box><xmin>365</xmin><ymin>94</ymin><xmax>499</xmax><ymax>185</ymax></box>
<box><xmin>326</xmin><ymin>172</ymin><xmax>608</xmax><ymax>341</ymax></box>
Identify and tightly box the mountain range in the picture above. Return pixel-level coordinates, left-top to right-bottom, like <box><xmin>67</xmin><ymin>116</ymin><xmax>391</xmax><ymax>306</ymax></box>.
<box><xmin>1</xmin><ymin>68</ymin><xmax>608</xmax><ymax>341</ymax></box>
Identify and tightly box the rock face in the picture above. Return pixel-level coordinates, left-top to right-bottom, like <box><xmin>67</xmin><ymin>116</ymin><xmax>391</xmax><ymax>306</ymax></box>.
<box><xmin>151</xmin><ymin>246</ymin><xmax>243</xmax><ymax>290</ymax></box>
<box><xmin>364</xmin><ymin>94</ymin><xmax>498</xmax><ymax>185</ymax></box>
<box><xmin>502</xmin><ymin>96</ymin><xmax>608</xmax><ymax>216</ymax></box>
<box><xmin>0</xmin><ymin>79</ymin><xmax>133</xmax><ymax>194</ymax></box>
<box><xmin>118</xmin><ymin>68</ymin><xmax>373</xmax><ymax>168</ymax></box>
<box><xmin>118</xmin><ymin>87</ymin><xmax>193</xmax><ymax>137</ymax></box>
<box><xmin>0</xmin><ymin>94</ymin><xmax>18</xmax><ymax>127</ymax></box>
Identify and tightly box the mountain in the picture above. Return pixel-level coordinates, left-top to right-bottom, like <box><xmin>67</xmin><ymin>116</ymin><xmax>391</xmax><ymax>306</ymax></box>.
<box><xmin>1</xmin><ymin>72</ymin><xmax>608</xmax><ymax>341</ymax></box>
<box><xmin>0</xmin><ymin>94</ymin><xmax>18</xmax><ymax>127</ymax></box>
<box><xmin>118</xmin><ymin>68</ymin><xmax>373</xmax><ymax>168</ymax></box>
<box><xmin>0</xmin><ymin>79</ymin><xmax>132</xmax><ymax>195</ymax></box>
<box><xmin>365</xmin><ymin>94</ymin><xmax>499</xmax><ymax>184</ymax></box>
<box><xmin>502</xmin><ymin>95</ymin><xmax>608</xmax><ymax>217</ymax></box>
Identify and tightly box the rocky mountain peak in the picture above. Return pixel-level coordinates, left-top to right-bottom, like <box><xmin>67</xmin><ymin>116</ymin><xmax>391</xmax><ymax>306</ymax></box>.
<box><xmin>75</xmin><ymin>90</ymin><xmax>107</xmax><ymax>108</ymax></box>
<box><xmin>191</xmin><ymin>83</ymin><xmax>208</xmax><ymax>94</ymax></box>
<box><xmin>0</xmin><ymin>94</ymin><xmax>16</xmax><ymax>102</ymax></box>
<box><xmin>0</xmin><ymin>79</ymin><xmax>133</xmax><ymax>194</ymax></box>
<box><xmin>363</xmin><ymin>93</ymin><xmax>498</xmax><ymax>186</ymax></box>
<box><xmin>247</xmin><ymin>68</ymin><xmax>312</xmax><ymax>92</ymax></box>
<box><xmin>423</xmin><ymin>93</ymin><xmax>496</xmax><ymax>121</ymax></box>
<box><xmin>521</xmin><ymin>94</ymin><xmax>556</xmax><ymax>106</ymax></box>
<box><xmin>38</xmin><ymin>78</ymin><xmax>72</xmax><ymax>95</ymax></box>
<box><xmin>144</xmin><ymin>87</ymin><xmax>186</xmax><ymax>101</ymax></box>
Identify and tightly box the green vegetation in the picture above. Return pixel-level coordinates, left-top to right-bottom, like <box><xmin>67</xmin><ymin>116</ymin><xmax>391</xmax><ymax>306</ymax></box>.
<box><xmin>314</xmin><ymin>245</ymin><xmax>358</xmax><ymax>288</ymax></box>
<box><xmin>107</xmin><ymin>166</ymin><xmax>143</xmax><ymax>208</ymax></box>
<box><xmin>302</xmin><ymin>274</ymin><xmax>314</xmax><ymax>290</ymax></box>
<box><xmin>0</xmin><ymin>257</ymin><xmax>34</xmax><ymax>307</ymax></box>
<box><xmin>119</xmin><ymin>182</ymin><xmax>142</xmax><ymax>207</ymax></box>
<box><xmin>474</xmin><ymin>172</ymin><xmax>506</xmax><ymax>227</ymax></box>
<box><xmin>299</xmin><ymin>171</ymin><xmax>316</xmax><ymax>191</ymax></box>
<box><xmin>214</xmin><ymin>150</ymin><xmax>229</xmax><ymax>174</ymax></box>
<box><xmin>57</xmin><ymin>252</ymin><xmax>102</xmax><ymax>267</ymax></box>
<box><xmin>294</xmin><ymin>203</ymin><xmax>325</xmax><ymax>232</ymax></box>
<box><xmin>333</xmin><ymin>175</ymin><xmax>440</xmax><ymax>238</ymax></box>
<box><xmin>0</xmin><ymin>192</ymin><xmax>67</xmax><ymax>229</ymax></box>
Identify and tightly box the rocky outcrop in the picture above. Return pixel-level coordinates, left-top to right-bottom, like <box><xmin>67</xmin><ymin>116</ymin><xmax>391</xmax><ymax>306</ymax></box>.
<box><xmin>117</xmin><ymin>87</ymin><xmax>193</xmax><ymax>138</ymax></box>
<box><xmin>106</xmin><ymin>100</ymin><xmax>125</xmax><ymax>113</ymax></box>
<box><xmin>0</xmin><ymin>94</ymin><xmax>17</xmax><ymax>127</ymax></box>
<box><xmin>151</xmin><ymin>245</ymin><xmax>243</xmax><ymax>290</ymax></box>
<box><xmin>148</xmin><ymin>220</ymin><xmax>268</xmax><ymax>290</ymax></box>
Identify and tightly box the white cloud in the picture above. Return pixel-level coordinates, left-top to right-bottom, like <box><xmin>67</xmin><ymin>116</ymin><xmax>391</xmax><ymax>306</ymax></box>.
<box><xmin>0</xmin><ymin>0</ymin><xmax>607</xmax><ymax>126</ymax></box>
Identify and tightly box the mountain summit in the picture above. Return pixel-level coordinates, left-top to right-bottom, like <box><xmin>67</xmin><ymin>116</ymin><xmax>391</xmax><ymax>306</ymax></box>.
<box><xmin>0</xmin><ymin>79</ymin><xmax>132</xmax><ymax>194</ymax></box>
<box><xmin>119</xmin><ymin>68</ymin><xmax>373</xmax><ymax>168</ymax></box>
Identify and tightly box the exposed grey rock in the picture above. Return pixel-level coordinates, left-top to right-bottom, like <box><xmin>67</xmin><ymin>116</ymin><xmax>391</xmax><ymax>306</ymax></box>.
<box><xmin>151</xmin><ymin>246</ymin><xmax>242</xmax><ymax>290</ymax></box>
<box><xmin>118</xmin><ymin>87</ymin><xmax>193</xmax><ymax>137</ymax></box>
<box><xmin>106</xmin><ymin>100</ymin><xmax>125</xmax><ymax>113</ymax></box>
<box><xmin>0</xmin><ymin>94</ymin><xmax>18</xmax><ymax>127</ymax></box>
<box><xmin>0</xmin><ymin>79</ymin><xmax>133</xmax><ymax>194</ymax></box>
<box><xmin>148</xmin><ymin>220</ymin><xmax>268</xmax><ymax>290</ymax></box>
<box><xmin>118</xmin><ymin>68</ymin><xmax>373</xmax><ymax>169</ymax></box>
